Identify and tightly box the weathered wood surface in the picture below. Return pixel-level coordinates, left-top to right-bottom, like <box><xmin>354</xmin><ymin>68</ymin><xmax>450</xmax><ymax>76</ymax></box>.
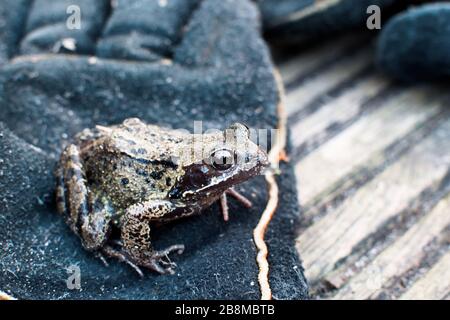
<box><xmin>276</xmin><ymin>34</ymin><xmax>450</xmax><ymax>300</ymax></box>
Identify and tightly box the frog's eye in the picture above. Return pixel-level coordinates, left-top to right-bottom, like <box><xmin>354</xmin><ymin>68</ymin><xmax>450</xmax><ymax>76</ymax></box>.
<box><xmin>210</xmin><ymin>149</ymin><xmax>235</xmax><ymax>171</ymax></box>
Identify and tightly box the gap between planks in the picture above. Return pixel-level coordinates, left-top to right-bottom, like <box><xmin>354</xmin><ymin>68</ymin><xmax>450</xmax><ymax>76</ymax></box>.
<box><xmin>399</xmin><ymin>249</ymin><xmax>450</xmax><ymax>300</ymax></box>
<box><xmin>290</xmin><ymin>73</ymin><xmax>390</xmax><ymax>157</ymax></box>
<box><xmin>332</xmin><ymin>193</ymin><xmax>450</xmax><ymax>299</ymax></box>
<box><xmin>278</xmin><ymin>34</ymin><xmax>368</xmax><ymax>85</ymax></box>
<box><xmin>319</xmin><ymin>166</ymin><xmax>450</xmax><ymax>297</ymax></box>
<box><xmin>284</xmin><ymin>47</ymin><xmax>373</xmax><ymax>117</ymax></box>
<box><xmin>296</xmin><ymin>113</ymin><xmax>450</xmax><ymax>285</ymax></box>
<box><xmin>296</xmin><ymin>86</ymin><xmax>445</xmax><ymax>206</ymax></box>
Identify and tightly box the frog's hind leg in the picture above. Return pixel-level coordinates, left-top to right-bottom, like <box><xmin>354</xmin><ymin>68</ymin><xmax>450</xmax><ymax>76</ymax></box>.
<box><xmin>121</xmin><ymin>200</ymin><xmax>185</xmax><ymax>275</ymax></box>
<box><xmin>80</xmin><ymin>193</ymin><xmax>114</xmax><ymax>251</ymax></box>
<box><xmin>56</xmin><ymin>144</ymin><xmax>90</xmax><ymax>235</ymax></box>
<box><xmin>55</xmin><ymin>164</ymin><xmax>68</xmax><ymax>217</ymax></box>
<box><xmin>57</xmin><ymin>145</ymin><xmax>112</xmax><ymax>252</ymax></box>
<box><xmin>219</xmin><ymin>188</ymin><xmax>253</xmax><ymax>221</ymax></box>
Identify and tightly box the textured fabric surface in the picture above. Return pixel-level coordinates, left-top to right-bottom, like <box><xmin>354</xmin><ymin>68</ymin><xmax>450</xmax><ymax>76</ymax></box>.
<box><xmin>0</xmin><ymin>0</ymin><xmax>307</xmax><ymax>299</ymax></box>
<box><xmin>377</xmin><ymin>3</ymin><xmax>450</xmax><ymax>82</ymax></box>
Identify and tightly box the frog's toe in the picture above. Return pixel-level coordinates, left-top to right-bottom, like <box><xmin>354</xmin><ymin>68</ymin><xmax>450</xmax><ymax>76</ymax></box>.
<box><xmin>103</xmin><ymin>244</ymin><xmax>185</xmax><ymax>275</ymax></box>
<box><xmin>152</xmin><ymin>244</ymin><xmax>185</xmax><ymax>258</ymax></box>
<box><xmin>145</xmin><ymin>259</ymin><xmax>176</xmax><ymax>275</ymax></box>
<box><xmin>95</xmin><ymin>252</ymin><xmax>110</xmax><ymax>267</ymax></box>
<box><xmin>158</xmin><ymin>256</ymin><xmax>177</xmax><ymax>268</ymax></box>
<box><xmin>141</xmin><ymin>244</ymin><xmax>185</xmax><ymax>275</ymax></box>
<box><xmin>101</xmin><ymin>246</ymin><xmax>144</xmax><ymax>277</ymax></box>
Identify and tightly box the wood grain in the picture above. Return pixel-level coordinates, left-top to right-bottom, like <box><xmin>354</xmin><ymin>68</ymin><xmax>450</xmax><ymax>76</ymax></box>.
<box><xmin>296</xmin><ymin>115</ymin><xmax>450</xmax><ymax>284</ymax></box>
<box><xmin>399</xmin><ymin>250</ymin><xmax>450</xmax><ymax>300</ymax></box>
<box><xmin>296</xmin><ymin>87</ymin><xmax>443</xmax><ymax>206</ymax></box>
<box><xmin>278</xmin><ymin>35</ymin><xmax>365</xmax><ymax>84</ymax></box>
<box><xmin>282</xmin><ymin>37</ymin><xmax>450</xmax><ymax>299</ymax></box>
<box><xmin>332</xmin><ymin>193</ymin><xmax>450</xmax><ymax>299</ymax></box>
<box><xmin>285</xmin><ymin>48</ymin><xmax>372</xmax><ymax>116</ymax></box>
<box><xmin>290</xmin><ymin>74</ymin><xmax>389</xmax><ymax>155</ymax></box>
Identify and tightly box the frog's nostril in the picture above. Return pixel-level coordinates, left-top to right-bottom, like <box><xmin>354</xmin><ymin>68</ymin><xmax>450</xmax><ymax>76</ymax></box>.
<box><xmin>257</xmin><ymin>152</ymin><xmax>269</xmax><ymax>167</ymax></box>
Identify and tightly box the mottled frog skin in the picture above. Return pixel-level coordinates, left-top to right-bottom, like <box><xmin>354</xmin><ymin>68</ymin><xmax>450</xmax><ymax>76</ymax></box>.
<box><xmin>55</xmin><ymin>118</ymin><xmax>268</xmax><ymax>275</ymax></box>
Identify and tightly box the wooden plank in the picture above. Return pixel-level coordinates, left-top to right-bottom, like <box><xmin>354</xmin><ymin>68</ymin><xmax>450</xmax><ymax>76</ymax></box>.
<box><xmin>399</xmin><ymin>250</ymin><xmax>450</xmax><ymax>300</ymax></box>
<box><xmin>290</xmin><ymin>74</ymin><xmax>390</xmax><ymax>149</ymax></box>
<box><xmin>285</xmin><ymin>48</ymin><xmax>372</xmax><ymax>116</ymax></box>
<box><xmin>296</xmin><ymin>116</ymin><xmax>450</xmax><ymax>284</ymax></box>
<box><xmin>296</xmin><ymin>87</ymin><xmax>443</xmax><ymax>206</ymax></box>
<box><xmin>320</xmin><ymin>167</ymin><xmax>450</xmax><ymax>293</ymax></box>
<box><xmin>332</xmin><ymin>193</ymin><xmax>450</xmax><ymax>299</ymax></box>
<box><xmin>278</xmin><ymin>34</ymin><xmax>366</xmax><ymax>84</ymax></box>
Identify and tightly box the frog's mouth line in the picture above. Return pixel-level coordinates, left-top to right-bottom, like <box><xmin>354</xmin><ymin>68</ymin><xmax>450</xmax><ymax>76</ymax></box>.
<box><xmin>198</xmin><ymin>161</ymin><xmax>267</xmax><ymax>194</ymax></box>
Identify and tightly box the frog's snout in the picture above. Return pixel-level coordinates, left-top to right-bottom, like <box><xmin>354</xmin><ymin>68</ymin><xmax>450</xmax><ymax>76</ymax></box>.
<box><xmin>257</xmin><ymin>149</ymin><xmax>269</xmax><ymax>168</ymax></box>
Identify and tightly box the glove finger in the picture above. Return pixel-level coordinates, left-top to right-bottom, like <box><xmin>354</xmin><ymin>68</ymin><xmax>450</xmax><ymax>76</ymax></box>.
<box><xmin>96</xmin><ymin>0</ymin><xmax>201</xmax><ymax>61</ymax></box>
<box><xmin>20</xmin><ymin>0</ymin><xmax>109</xmax><ymax>55</ymax></box>
<box><xmin>173</xmin><ymin>0</ymin><xmax>264</xmax><ymax>68</ymax></box>
<box><xmin>0</xmin><ymin>0</ymin><xmax>30</xmax><ymax>63</ymax></box>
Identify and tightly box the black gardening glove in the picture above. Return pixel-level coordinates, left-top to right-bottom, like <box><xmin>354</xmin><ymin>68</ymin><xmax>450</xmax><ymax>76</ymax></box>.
<box><xmin>258</xmin><ymin>0</ymin><xmax>448</xmax><ymax>82</ymax></box>
<box><xmin>0</xmin><ymin>0</ymin><xmax>307</xmax><ymax>299</ymax></box>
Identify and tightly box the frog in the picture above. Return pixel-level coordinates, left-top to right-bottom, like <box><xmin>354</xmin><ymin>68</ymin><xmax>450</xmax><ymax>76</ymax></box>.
<box><xmin>55</xmin><ymin>118</ymin><xmax>268</xmax><ymax>276</ymax></box>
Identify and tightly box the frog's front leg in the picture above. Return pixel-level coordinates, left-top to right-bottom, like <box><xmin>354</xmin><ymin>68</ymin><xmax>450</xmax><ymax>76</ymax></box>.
<box><xmin>121</xmin><ymin>200</ymin><xmax>185</xmax><ymax>275</ymax></box>
<box><xmin>219</xmin><ymin>188</ymin><xmax>253</xmax><ymax>221</ymax></box>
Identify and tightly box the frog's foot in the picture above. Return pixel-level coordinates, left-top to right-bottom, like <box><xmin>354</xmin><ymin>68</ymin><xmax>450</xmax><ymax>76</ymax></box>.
<box><xmin>220</xmin><ymin>188</ymin><xmax>253</xmax><ymax>221</ymax></box>
<box><xmin>101</xmin><ymin>245</ymin><xmax>145</xmax><ymax>277</ymax></box>
<box><xmin>95</xmin><ymin>252</ymin><xmax>110</xmax><ymax>267</ymax></box>
<box><xmin>142</xmin><ymin>244</ymin><xmax>185</xmax><ymax>275</ymax></box>
<box><xmin>101</xmin><ymin>243</ymin><xmax>184</xmax><ymax>276</ymax></box>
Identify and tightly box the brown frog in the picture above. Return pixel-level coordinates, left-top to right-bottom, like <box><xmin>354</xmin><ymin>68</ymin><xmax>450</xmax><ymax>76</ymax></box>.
<box><xmin>55</xmin><ymin>118</ymin><xmax>268</xmax><ymax>275</ymax></box>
